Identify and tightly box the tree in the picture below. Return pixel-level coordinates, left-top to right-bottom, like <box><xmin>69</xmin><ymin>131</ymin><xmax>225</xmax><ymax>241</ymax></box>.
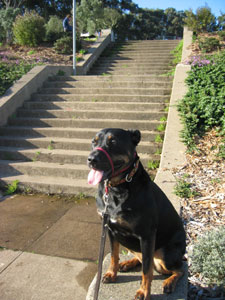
<box><xmin>76</xmin><ymin>0</ymin><xmax>104</xmax><ymax>34</ymax></box>
<box><xmin>0</xmin><ymin>0</ymin><xmax>24</xmax><ymax>8</ymax></box>
<box><xmin>102</xmin><ymin>7</ymin><xmax>121</xmax><ymax>30</ymax></box>
<box><xmin>164</xmin><ymin>8</ymin><xmax>185</xmax><ymax>37</ymax></box>
<box><xmin>185</xmin><ymin>6</ymin><xmax>217</xmax><ymax>33</ymax></box>
<box><xmin>0</xmin><ymin>7</ymin><xmax>20</xmax><ymax>42</ymax></box>
<box><xmin>218</xmin><ymin>12</ymin><xmax>225</xmax><ymax>30</ymax></box>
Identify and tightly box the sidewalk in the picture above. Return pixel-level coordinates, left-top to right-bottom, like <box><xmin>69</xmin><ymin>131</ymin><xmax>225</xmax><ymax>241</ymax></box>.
<box><xmin>0</xmin><ymin>193</ymin><xmax>109</xmax><ymax>300</ymax></box>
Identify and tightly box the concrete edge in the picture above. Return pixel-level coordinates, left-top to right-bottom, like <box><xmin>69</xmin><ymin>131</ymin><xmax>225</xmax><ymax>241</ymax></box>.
<box><xmin>181</xmin><ymin>26</ymin><xmax>193</xmax><ymax>63</ymax></box>
<box><xmin>0</xmin><ymin>29</ymin><xmax>112</xmax><ymax>127</ymax></box>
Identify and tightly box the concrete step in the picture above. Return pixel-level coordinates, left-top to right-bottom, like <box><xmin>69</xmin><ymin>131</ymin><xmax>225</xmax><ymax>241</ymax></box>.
<box><xmin>8</xmin><ymin>118</ymin><xmax>162</xmax><ymax>131</ymax></box>
<box><xmin>16</xmin><ymin>109</ymin><xmax>166</xmax><ymax>120</ymax></box>
<box><xmin>0</xmin><ymin>127</ymin><xmax>162</xmax><ymax>142</ymax></box>
<box><xmin>31</xmin><ymin>94</ymin><xmax>170</xmax><ymax>103</ymax></box>
<box><xmin>110</xmin><ymin>44</ymin><xmax>178</xmax><ymax>49</ymax></box>
<box><xmin>88</xmin><ymin>69</ymin><xmax>170</xmax><ymax>75</ymax></box>
<box><xmin>93</xmin><ymin>62</ymin><xmax>173</xmax><ymax>67</ymax></box>
<box><xmin>0</xmin><ymin>173</ymin><xmax>97</xmax><ymax>195</ymax></box>
<box><xmin>38</xmin><ymin>88</ymin><xmax>171</xmax><ymax>95</ymax></box>
<box><xmin>100</xmin><ymin>54</ymin><xmax>174</xmax><ymax>60</ymax></box>
<box><xmin>0</xmin><ymin>147</ymin><xmax>160</xmax><ymax>166</ymax></box>
<box><xmin>98</xmin><ymin>57</ymin><xmax>173</xmax><ymax>63</ymax></box>
<box><xmin>0</xmin><ymin>160</ymin><xmax>91</xmax><ymax>179</ymax></box>
<box><xmin>48</xmin><ymin>75</ymin><xmax>173</xmax><ymax>82</ymax></box>
<box><xmin>0</xmin><ymin>137</ymin><xmax>159</xmax><ymax>153</ymax></box>
<box><xmin>43</xmin><ymin>81</ymin><xmax>172</xmax><ymax>89</ymax></box>
<box><xmin>22</xmin><ymin>101</ymin><xmax>165</xmax><ymax>111</ymax></box>
<box><xmin>89</xmin><ymin>65</ymin><xmax>171</xmax><ymax>71</ymax></box>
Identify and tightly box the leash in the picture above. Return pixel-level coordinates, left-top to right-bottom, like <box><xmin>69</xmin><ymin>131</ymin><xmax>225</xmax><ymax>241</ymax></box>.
<box><xmin>93</xmin><ymin>186</ymin><xmax>110</xmax><ymax>300</ymax></box>
<box><xmin>92</xmin><ymin>149</ymin><xmax>139</xmax><ymax>299</ymax></box>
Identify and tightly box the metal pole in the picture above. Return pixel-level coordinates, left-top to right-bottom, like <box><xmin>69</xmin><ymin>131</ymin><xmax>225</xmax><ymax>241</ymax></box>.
<box><xmin>73</xmin><ymin>0</ymin><xmax>76</xmax><ymax>75</ymax></box>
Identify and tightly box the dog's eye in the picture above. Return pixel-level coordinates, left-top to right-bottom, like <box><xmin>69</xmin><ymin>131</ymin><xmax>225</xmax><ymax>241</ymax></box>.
<box><xmin>107</xmin><ymin>136</ymin><xmax>116</xmax><ymax>146</ymax></box>
<box><xmin>92</xmin><ymin>137</ymin><xmax>98</xmax><ymax>146</ymax></box>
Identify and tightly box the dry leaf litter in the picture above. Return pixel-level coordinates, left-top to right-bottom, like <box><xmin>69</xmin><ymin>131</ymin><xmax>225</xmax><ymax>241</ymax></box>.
<box><xmin>173</xmin><ymin>129</ymin><xmax>225</xmax><ymax>299</ymax></box>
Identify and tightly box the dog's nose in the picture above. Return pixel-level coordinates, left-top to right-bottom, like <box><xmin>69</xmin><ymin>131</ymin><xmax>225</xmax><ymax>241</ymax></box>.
<box><xmin>87</xmin><ymin>154</ymin><xmax>98</xmax><ymax>167</ymax></box>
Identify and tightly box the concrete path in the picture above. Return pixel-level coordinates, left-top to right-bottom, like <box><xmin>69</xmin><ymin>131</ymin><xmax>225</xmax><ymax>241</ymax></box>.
<box><xmin>0</xmin><ymin>193</ymin><xmax>109</xmax><ymax>300</ymax></box>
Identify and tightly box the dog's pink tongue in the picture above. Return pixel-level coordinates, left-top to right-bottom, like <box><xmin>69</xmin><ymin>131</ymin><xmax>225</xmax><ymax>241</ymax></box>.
<box><xmin>88</xmin><ymin>169</ymin><xmax>104</xmax><ymax>185</ymax></box>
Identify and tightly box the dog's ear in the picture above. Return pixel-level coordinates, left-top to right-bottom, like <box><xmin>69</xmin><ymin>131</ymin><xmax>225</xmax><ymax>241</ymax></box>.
<box><xmin>129</xmin><ymin>130</ymin><xmax>141</xmax><ymax>146</ymax></box>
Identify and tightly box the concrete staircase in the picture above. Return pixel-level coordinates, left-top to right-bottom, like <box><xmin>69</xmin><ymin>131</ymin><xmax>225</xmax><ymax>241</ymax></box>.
<box><xmin>0</xmin><ymin>40</ymin><xmax>178</xmax><ymax>195</ymax></box>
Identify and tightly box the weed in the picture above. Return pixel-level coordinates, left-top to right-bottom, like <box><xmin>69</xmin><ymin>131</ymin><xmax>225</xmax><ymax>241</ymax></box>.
<box><xmin>27</xmin><ymin>50</ymin><xmax>36</xmax><ymax>55</ymax></box>
<box><xmin>155</xmin><ymin>134</ymin><xmax>163</xmax><ymax>143</ymax></box>
<box><xmin>76</xmin><ymin>192</ymin><xmax>86</xmax><ymax>200</ymax></box>
<box><xmin>76</xmin><ymin>56</ymin><xmax>82</xmax><ymax>62</ymax></box>
<box><xmin>32</xmin><ymin>151</ymin><xmax>41</xmax><ymax>162</ymax></box>
<box><xmin>156</xmin><ymin>123</ymin><xmax>166</xmax><ymax>132</ymax></box>
<box><xmin>164</xmin><ymin>106</ymin><xmax>169</xmax><ymax>112</ymax></box>
<box><xmin>47</xmin><ymin>141</ymin><xmax>54</xmax><ymax>150</ymax></box>
<box><xmin>147</xmin><ymin>160</ymin><xmax>160</xmax><ymax>170</ymax></box>
<box><xmin>4</xmin><ymin>180</ymin><xmax>19</xmax><ymax>195</ymax></box>
<box><xmin>121</xmin><ymin>249</ymin><xmax>128</xmax><ymax>255</ymax></box>
<box><xmin>217</xmin><ymin>141</ymin><xmax>225</xmax><ymax>159</ymax></box>
<box><xmin>160</xmin><ymin>116</ymin><xmax>167</xmax><ymax>122</ymax></box>
<box><xmin>154</xmin><ymin>148</ymin><xmax>162</xmax><ymax>155</ymax></box>
<box><xmin>174</xmin><ymin>177</ymin><xmax>199</xmax><ymax>198</ymax></box>
<box><xmin>57</xmin><ymin>70</ymin><xmax>65</xmax><ymax>76</ymax></box>
<box><xmin>210</xmin><ymin>178</ymin><xmax>221</xmax><ymax>184</ymax></box>
<box><xmin>79</xmin><ymin>49</ymin><xmax>87</xmax><ymax>55</ymax></box>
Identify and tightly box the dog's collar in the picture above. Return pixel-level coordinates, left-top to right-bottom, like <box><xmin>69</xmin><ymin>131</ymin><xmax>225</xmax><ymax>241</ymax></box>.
<box><xmin>104</xmin><ymin>158</ymin><xmax>139</xmax><ymax>191</ymax></box>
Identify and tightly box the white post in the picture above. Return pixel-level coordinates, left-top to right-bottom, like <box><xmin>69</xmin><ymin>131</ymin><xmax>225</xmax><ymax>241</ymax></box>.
<box><xmin>73</xmin><ymin>0</ymin><xmax>76</xmax><ymax>75</ymax></box>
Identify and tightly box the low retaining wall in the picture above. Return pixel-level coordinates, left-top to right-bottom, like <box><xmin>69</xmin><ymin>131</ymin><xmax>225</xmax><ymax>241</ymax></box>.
<box><xmin>0</xmin><ymin>29</ymin><xmax>112</xmax><ymax>127</ymax></box>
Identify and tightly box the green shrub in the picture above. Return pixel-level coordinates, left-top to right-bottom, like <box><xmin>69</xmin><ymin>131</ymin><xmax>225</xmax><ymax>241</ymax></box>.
<box><xmin>13</xmin><ymin>11</ymin><xmax>45</xmax><ymax>46</ymax></box>
<box><xmin>178</xmin><ymin>50</ymin><xmax>225</xmax><ymax>150</ymax></box>
<box><xmin>198</xmin><ymin>37</ymin><xmax>221</xmax><ymax>53</ymax></box>
<box><xmin>54</xmin><ymin>35</ymin><xmax>81</xmax><ymax>54</ymax></box>
<box><xmin>0</xmin><ymin>61</ymin><xmax>34</xmax><ymax>96</ymax></box>
<box><xmin>218</xmin><ymin>30</ymin><xmax>225</xmax><ymax>41</ymax></box>
<box><xmin>45</xmin><ymin>15</ymin><xmax>64</xmax><ymax>42</ymax></box>
<box><xmin>191</xmin><ymin>226</ymin><xmax>225</xmax><ymax>288</ymax></box>
<box><xmin>54</xmin><ymin>36</ymin><xmax>73</xmax><ymax>54</ymax></box>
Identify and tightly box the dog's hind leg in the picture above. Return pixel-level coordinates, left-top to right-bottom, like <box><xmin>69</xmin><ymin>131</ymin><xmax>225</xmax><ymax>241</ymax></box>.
<box><xmin>119</xmin><ymin>252</ymin><xmax>141</xmax><ymax>272</ymax></box>
<box><xmin>102</xmin><ymin>233</ymin><xmax>120</xmax><ymax>283</ymax></box>
<box><xmin>154</xmin><ymin>248</ymin><xmax>184</xmax><ymax>294</ymax></box>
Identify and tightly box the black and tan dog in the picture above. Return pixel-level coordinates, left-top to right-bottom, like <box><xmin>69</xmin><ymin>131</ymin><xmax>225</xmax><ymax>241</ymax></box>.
<box><xmin>87</xmin><ymin>128</ymin><xmax>186</xmax><ymax>300</ymax></box>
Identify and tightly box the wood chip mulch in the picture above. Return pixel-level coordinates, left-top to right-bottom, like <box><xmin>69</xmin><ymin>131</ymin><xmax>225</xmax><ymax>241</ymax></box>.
<box><xmin>173</xmin><ymin>129</ymin><xmax>225</xmax><ymax>299</ymax></box>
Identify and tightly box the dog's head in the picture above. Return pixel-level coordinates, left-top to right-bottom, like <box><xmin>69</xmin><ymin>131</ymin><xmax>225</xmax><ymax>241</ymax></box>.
<box><xmin>87</xmin><ymin>128</ymin><xmax>141</xmax><ymax>185</ymax></box>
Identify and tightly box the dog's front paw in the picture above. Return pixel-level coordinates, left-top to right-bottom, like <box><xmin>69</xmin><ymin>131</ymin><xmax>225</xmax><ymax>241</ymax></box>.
<box><xmin>102</xmin><ymin>271</ymin><xmax>117</xmax><ymax>283</ymax></box>
<box><xmin>134</xmin><ymin>289</ymin><xmax>150</xmax><ymax>300</ymax></box>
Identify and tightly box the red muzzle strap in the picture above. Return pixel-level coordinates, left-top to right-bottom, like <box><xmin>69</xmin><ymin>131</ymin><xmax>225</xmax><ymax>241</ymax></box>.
<box><xmin>95</xmin><ymin>147</ymin><xmax>115</xmax><ymax>176</ymax></box>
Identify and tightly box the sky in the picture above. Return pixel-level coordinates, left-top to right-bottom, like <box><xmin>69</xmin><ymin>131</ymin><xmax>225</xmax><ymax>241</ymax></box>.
<box><xmin>134</xmin><ymin>0</ymin><xmax>225</xmax><ymax>17</ymax></box>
